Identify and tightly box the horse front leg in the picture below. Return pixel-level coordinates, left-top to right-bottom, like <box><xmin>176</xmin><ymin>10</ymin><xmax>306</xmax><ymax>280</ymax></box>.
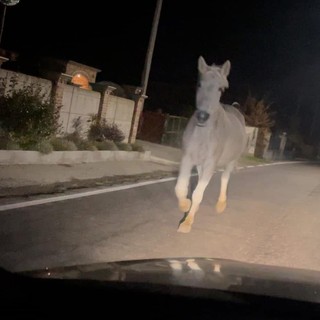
<box><xmin>175</xmin><ymin>156</ymin><xmax>193</xmax><ymax>213</ymax></box>
<box><xmin>178</xmin><ymin>163</ymin><xmax>214</xmax><ymax>233</ymax></box>
<box><xmin>216</xmin><ymin>160</ymin><xmax>236</xmax><ymax>213</ymax></box>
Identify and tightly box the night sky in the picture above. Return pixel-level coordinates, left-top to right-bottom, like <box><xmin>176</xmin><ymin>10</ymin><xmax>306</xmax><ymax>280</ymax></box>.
<box><xmin>2</xmin><ymin>0</ymin><xmax>320</xmax><ymax>138</ymax></box>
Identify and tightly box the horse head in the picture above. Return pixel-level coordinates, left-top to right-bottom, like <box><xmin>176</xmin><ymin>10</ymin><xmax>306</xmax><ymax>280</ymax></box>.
<box><xmin>196</xmin><ymin>56</ymin><xmax>231</xmax><ymax>126</ymax></box>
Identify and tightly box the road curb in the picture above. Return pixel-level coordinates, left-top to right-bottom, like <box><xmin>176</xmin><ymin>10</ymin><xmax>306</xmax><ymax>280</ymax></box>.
<box><xmin>150</xmin><ymin>156</ymin><xmax>180</xmax><ymax>166</ymax></box>
<box><xmin>237</xmin><ymin>160</ymin><xmax>306</xmax><ymax>170</ymax></box>
<box><xmin>0</xmin><ymin>170</ymin><xmax>179</xmax><ymax>199</ymax></box>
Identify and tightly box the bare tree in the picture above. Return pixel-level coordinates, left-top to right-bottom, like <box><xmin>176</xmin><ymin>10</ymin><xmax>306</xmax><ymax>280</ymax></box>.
<box><xmin>243</xmin><ymin>95</ymin><xmax>275</xmax><ymax>128</ymax></box>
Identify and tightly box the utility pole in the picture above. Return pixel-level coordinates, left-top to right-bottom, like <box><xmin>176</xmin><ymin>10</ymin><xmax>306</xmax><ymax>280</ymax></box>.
<box><xmin>0</xmin><ymin>0</ymin><xmax>20</xmax><ymax>47</ymax></box>
<box><xmin>140</xmin><ymin>0</ymin><xmax>162</xmax><ymax>96</ymax></box>
<box><xmin>0</xmin><ymin>4</ymin><xmax>7</xmax><ymax>46</ymax></box>
<box><xmin>128</xmin><ymin>0</ymin><xmax>162</xmax><ymax>143</ymax></box>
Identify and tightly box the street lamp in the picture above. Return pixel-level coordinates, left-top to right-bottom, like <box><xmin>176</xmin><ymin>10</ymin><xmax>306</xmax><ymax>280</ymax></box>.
<box><xmin>0</xmin><ymin>0</ymin><xmax>20</xmax><ymax>47</ymax></box>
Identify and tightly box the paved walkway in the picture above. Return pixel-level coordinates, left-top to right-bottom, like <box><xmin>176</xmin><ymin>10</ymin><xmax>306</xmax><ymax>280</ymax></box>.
<box><xmin>0</xmin><ymin>141</ymin><xmax>180</xmax><ymax>197</ymax></box>
<box><xmin>136</xmin><ymin>139</ymin><xmax>182</xmax><ymax>164</ymax></box>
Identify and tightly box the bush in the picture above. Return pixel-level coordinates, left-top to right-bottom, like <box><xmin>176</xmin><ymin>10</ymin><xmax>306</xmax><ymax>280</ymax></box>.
<box><xmin>0</xmin><ymin>138</ymin><xmax>21</xmax><ymax>150</ymax></box>
<box><xmin>50</xmin><ymin>137</ymin><xmax>77</xmax><ymax>151</ymax></box>
<box><xmin>65</xmin><ymin>131</ymin><xmax>82</xmax><ymax>146</ymax></box>
<box><xmin>88</xmin><ymin>116</ymin><xmax>125</xmax><ymax>143</ymax></box>
<box><xmin>131</xmin><ymin>143</ymin><xmax>145</xmax><ymax>152</ymax></box>
<box><xmin>117</xmin><ymin>142</ymin><xmax>132</xmax><ymax>151</ymax></box>
<box><xmin>6</xmin><ymin>140</ymin><xmax>21</xmax><ymax>150</ymax></box>
<box><xmin>65</xmin><ymin>116</ymin><xmax>84</xmax><ymax>146</ymax></box>
<box><xmin>0</xmin><ymin>129</ymin><xmax>21</xmax><ymax>150</ymax></box>
<box><xmin>34</xmin><ymin>140</ymin><xmax>54</xmax><ymax>154</ymax></box>
<box><xmin>0</xmin><ymin>137</ymin><xmax>7</xmax><ymax>149</ymax></box>
<box><xmin>0</xmin><ymin>77</ymin><xmax>61</xmax><ymax>147</ymax></box>
<box><xmin>77</xmin><ymin>140</ymin><xmax>98</xmax><ymax>151</ymax></box>
<box><xmin>94</xmin><ymin>140</ymin><xmax>118</xmax><ymax>151</ymax></box>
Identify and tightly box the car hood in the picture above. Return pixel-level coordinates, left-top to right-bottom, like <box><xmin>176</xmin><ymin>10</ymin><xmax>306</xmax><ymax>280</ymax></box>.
<box><xmin>22</xmin><ymin>257</ymin><xmax>320</xmax><ymax>303</ymax></box>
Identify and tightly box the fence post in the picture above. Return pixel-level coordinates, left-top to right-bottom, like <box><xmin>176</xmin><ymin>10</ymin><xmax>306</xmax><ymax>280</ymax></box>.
<box><xmin>128</xmin><ymin>93</ymin><xmax>147</xmax><ymax>144</ymax></box>
<box><xmin>279</xmin><ymin>132</ymin><xmax>287</xmax><ymax>160</ymax></box>
<box><xmin>161</xmin><ymin>114</ymin><xmax>169</xmax><ymax>145</ymax></box>
<box><xmin>97</xmin><ymin>85</ymin><xmax>116</xmax><ymax>122</ymax></box>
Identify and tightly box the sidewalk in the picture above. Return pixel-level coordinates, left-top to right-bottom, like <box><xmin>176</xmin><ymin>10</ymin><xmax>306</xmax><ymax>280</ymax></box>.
<box><xmin>0</xmin><ymin>140</ymin><xmax>269</xmax><ymax>198</ymax></box>
<box><xmin>136</xmin><ymin>140</ymin><xmax>182</xmax><ymax>165</ymax></box>
<box><xmin>0</xmin><ymin>141</ymin><xmax>181</xmax><ymax>198</ymax></box>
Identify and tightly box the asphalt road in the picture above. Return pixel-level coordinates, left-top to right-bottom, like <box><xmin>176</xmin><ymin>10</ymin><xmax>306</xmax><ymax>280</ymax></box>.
<box><xmin>1</xmin><ymin>162</ymin><xmax>320</xmax><ymax>273</ymax></box>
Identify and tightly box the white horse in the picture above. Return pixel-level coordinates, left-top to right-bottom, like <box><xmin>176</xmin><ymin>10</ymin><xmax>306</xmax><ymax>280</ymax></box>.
<box><xmin>175</xmin><ymin>56</ymin><xmax>247</xmax><ymax>233</ymax></box>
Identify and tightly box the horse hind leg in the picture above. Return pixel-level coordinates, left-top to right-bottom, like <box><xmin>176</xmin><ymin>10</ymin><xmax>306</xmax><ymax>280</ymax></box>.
<box><xmin>216</xmin><ymin>160</ymin><xmax>235</xmax><ymax>213</ymax></box>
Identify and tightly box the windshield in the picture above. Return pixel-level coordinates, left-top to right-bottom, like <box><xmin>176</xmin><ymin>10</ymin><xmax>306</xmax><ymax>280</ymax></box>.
<box><xmin>0</xmin><ymin>0</ymin><xmax>320</xmax><ymax>303</ymax></box>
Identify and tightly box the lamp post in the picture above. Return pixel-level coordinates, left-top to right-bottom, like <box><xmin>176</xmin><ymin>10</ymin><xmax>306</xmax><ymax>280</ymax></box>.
<box><xmin>0</xmin><ymin>0</ymin><xmax>20</xmax><ymax>47</ymax></box>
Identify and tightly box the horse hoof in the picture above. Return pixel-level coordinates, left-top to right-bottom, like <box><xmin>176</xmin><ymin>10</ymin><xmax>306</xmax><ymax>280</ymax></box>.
<box><xmin>216</xmin><ymin>200</ymin><xmax>226</xmax><ymax>213</ymax></box>
<box><xmin>177</xmin><ymin>222</ymin><xmax>192</xmax><ymax>233</ymax></box>
<box><xmin>179</xmin><ymin>198</ymin><xmax>192</xmax><ymax>212</ymax></box>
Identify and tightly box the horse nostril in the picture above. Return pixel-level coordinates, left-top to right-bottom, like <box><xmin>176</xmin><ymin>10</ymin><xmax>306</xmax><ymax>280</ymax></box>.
<box><xmin>196</xmin><ymin>110</ymin><xmax>210</xmax><ymax>123</ymax></box>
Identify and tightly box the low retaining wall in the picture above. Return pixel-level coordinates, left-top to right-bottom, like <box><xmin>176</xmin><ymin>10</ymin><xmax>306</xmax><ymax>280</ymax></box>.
<box><xmin>0</xmin><ymin>150</ymin><xmax>151</xmax><ymax>165</ymax></box>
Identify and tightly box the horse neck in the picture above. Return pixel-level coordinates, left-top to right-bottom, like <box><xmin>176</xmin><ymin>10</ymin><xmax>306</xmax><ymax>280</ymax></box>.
<box><xmin>210</xmin><ymin>96</ymin><xmax>223</xmax><ymax>116</ymax></box>
<box><xmin>209</xmin><ymin>90</ymin><xmax>222</xmax><ymax>111</ymax></box>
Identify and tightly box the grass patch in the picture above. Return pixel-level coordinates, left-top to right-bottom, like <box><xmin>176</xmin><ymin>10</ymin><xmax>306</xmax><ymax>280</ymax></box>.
<box><xmin>239</xmin><ymin>155</ymin><xmax>270</xmax><ymax>167</ymax></box>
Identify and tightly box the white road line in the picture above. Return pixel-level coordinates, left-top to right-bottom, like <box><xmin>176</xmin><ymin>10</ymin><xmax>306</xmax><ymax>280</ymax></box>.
<box><xmin>272</xmin><ymin>161</ymin><xmax>304</xmax><ymax>165</ymax></box>
<box><xmin>0</xmin><ymin>177</ymin><xmax>177</xmax><ymax>212</ymax></box>
<box><xmin>0</xmin><ymin>161</ymin><xmax>306</xmax><ymax>212</ymax></box>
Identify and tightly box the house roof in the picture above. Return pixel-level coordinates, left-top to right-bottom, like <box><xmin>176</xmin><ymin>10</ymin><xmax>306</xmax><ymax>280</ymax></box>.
<box><xmin>68</xmin><ymin>60</ymin><xmax>101</xmax><ymax>73</ymax></box>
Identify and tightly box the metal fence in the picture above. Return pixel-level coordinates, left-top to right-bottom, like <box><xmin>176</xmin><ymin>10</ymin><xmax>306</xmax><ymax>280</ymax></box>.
<box><xmin>161</xmin><ymin>115</ymin><xmax>188</xmax><ymax>148</ymax></box>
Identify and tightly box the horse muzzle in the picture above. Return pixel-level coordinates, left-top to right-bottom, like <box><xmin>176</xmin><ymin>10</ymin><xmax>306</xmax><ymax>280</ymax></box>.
<box><xmin>196</xmin><ymin>110</ymin><xmax>210</xmax><ymax>126</ymax></box>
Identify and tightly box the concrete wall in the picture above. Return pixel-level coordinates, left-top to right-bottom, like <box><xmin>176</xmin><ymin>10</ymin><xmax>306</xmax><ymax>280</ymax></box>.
<box><xmin>0</xmin><ymin>69</ymin><xmax>52</xmax><ymax>100</ymax></box>
<box><xmin>105</xmin><ymin>95</ymin><xmax>135</xmax><ymax>143</ymax></box>
<box><xmin>59</xmin><ymin>83</ymin><xmax>100</xmax><ymax>134</ymax></box>
<box><xmin>255</xmin><ymin>128</ymin><xmax>272</xmax><ymax>158</ymax></box>
<box><xmin>245</xmin><ymin>126</ymin><xmax>259</xmax><ymax>155</ymax></box>
<box><xmin>59</xmin><ymin>85</ymin><xmax>135</xmax><ymax>142</ymax></box>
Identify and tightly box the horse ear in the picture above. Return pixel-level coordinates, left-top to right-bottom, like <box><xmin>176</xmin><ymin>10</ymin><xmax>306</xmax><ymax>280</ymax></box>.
<box><xmin>221</xmin><ymin>60</ymin><xmax>231</xmax><ymax>77</ymax></box>
<box><xmin>198</xmin><ymin>56</ymin><xmax>208</xmax><ymax>73</ymax></box>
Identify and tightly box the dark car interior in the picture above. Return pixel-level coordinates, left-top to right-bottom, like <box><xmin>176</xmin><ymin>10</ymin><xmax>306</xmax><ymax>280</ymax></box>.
<box><xmin>2</xmin><ymin>267</ymin><xmax>320</xmax><ymax>319</ymax></box>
